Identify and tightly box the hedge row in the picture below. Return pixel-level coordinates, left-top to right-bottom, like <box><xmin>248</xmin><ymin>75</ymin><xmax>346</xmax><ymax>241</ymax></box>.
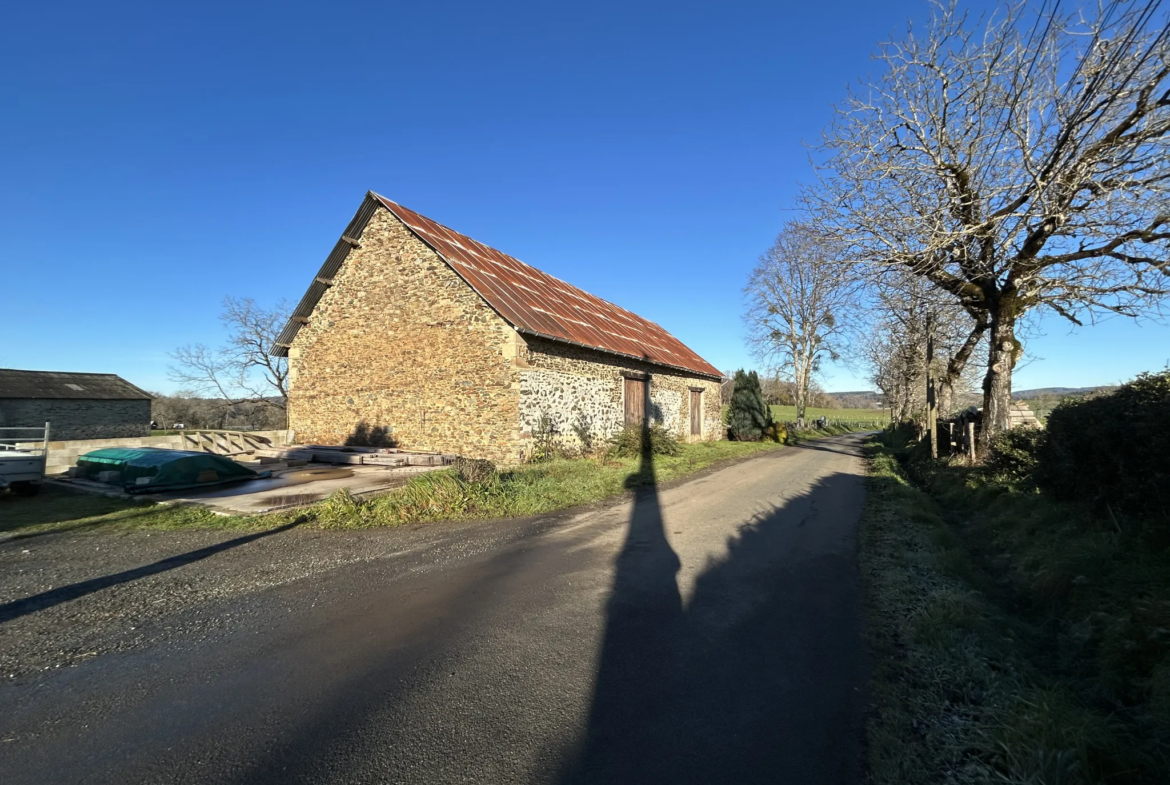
<box><xmin>988</xmin><ymin>371</ymin><xmax>1170</xmax><ymax>530</ymax></box>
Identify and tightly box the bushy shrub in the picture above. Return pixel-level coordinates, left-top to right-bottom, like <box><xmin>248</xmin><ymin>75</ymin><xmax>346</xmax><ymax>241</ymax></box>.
<box><xmin>764</xmin><ymin>421</ymin><xmax>787</xmax><ymax>444</ymax></box>
<box><xmin>571</xmin><ymin>409</ymin><xmax>595</xmax><ymax>454</ymax></box>
<box><xmin>1039</xmin><ymin>370</ymin><xmax>1170</xmax><ymax>529</ymax></box>
<box><xmin>607</xmin><ymin>422</ymin><xmax>682</xmax><ymax>458</ymax></box>
<box><xmin>726</xmin><ymin>369</ymin><xmax>774</xmax><ymax>441</ymax></box>
<box><xmin>452</xmin><ymin>456</ymin><xmax>497</xmax><ymax>485</ymax></box>
<box><xmin>985</xmin><ymin>426</ymin><xmax>1046</xmax><ymax>486</ymax></box>
<box><xmin>528</xmin><ymin>411</ymin><xmax>575</xmax><ymax>462</ymax></box>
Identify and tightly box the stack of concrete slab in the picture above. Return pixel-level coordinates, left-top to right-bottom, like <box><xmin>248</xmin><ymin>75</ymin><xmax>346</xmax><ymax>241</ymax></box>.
<box><xmin>285</xmin><ymin>445</ymin><xmax>456</xmax><ymax>467</ymax></box>
<box><xmin>252</xmin><ymin>447</ymin><xmax>315</xmax><ymax>461</ymax></box>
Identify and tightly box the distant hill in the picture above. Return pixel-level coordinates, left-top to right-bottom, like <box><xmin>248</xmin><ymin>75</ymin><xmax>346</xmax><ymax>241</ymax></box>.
<box><xmin>1013</xmin><ymin>385</ymin><xmax>1116</xmax><ymax>399</ymax></box>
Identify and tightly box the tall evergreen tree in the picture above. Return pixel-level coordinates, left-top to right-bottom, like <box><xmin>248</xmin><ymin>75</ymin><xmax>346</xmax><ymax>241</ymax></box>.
<box><xmin>726</xmin><ymin>370</ymin><xmax>773</xmax><ymax>441</ymax></box>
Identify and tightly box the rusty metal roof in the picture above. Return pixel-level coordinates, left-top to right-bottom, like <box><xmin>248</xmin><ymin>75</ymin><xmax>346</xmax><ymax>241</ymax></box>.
<box><xmin>275</xmin><ymin>192</ymin><xmax>722</xmax><ymax>379</ymax></box>
<box><xmin>377</xmin><ymin>194</ymin><xmax>722</xmax><ymax>377</ymax></box>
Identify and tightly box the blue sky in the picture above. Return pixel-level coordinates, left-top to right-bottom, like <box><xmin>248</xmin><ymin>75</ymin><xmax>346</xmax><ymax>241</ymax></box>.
<box><xmin>2</xmin><ymin>0</ymin><xmax>1166</xmax><ymax>394</ymax></box>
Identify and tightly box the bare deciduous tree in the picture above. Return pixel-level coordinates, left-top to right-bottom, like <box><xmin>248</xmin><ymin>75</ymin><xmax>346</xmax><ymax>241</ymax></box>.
<box><xmin>150</xmin><ymin>391</ymin><xmax>288</xmax><ymax>431</ymax></box>
<box><xmin>864</xmin><ymin>314</ymin><xmax>926</xmax><ymax>424</ymax></box>
<box><xmin>745</xmin><ymin>222</ymin><xmax>860</xmax><ymax>425</ymax></box>
<box><xmin>861</xmin><ymin>272</ymin><xmax>985</xmax><ymax>423</ymax></box>
<box><xmin>807</xmin><ymin>0</ymin><xmax>1170</xmax><ymax>448</ymax></box>
<box><xmin>170</xmin><ymin>297</ymin><xmax>290</xmax><ymax>423</ymax></box>
<box><xmin>720</xmin><ymin>371</ymin><xmax>737</xmax><ymax>406</ymax></box>
<box><xmin>759</xmin><ymin>375</ymin><xmax>840</xmax><ymax>409</ymax></box>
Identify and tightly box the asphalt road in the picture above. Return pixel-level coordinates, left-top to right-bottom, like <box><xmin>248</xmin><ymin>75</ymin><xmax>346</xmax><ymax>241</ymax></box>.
<box><xmin>0</xmin><ymin>434</ymin><xmax>870</xmax><ymax>784</ymax></box>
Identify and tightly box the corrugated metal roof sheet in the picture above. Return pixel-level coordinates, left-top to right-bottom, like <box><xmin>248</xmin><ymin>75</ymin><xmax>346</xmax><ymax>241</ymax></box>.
<box><xmin>0</xmin><ymin>370</ymin><xmax>153</xmax><ymax>400</ymax></box>
<box><xmin>273</xmin><ymin>192</ymin><xmax>721</xmax><ymax>379</ymax></box>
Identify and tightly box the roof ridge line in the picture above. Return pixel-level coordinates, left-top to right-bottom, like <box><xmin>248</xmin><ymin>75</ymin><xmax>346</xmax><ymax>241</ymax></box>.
<box><xmin>1</xmin><ymin>368</ymin><xmax>123</xmax><ymax>377</ymax></box>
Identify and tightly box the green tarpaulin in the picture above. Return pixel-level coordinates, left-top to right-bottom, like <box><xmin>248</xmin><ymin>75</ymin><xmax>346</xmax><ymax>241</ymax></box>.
<box><xmin>76</xmin><ymin>448</ymin><xmax>260</xmax><ymax>493</ymax></box>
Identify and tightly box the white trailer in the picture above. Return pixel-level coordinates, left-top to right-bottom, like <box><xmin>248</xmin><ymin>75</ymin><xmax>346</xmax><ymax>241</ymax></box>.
<box><xmin>0</xmin><ymin>422</ymin><xmax>50</xmax><ymax>496</ymax></box>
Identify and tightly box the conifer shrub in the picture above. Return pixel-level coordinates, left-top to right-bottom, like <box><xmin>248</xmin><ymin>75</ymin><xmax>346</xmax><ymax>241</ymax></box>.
<box><xmin>726</xmin><ymin>369</ymin><xmax>774</xmax><ymax>441</ymax></box>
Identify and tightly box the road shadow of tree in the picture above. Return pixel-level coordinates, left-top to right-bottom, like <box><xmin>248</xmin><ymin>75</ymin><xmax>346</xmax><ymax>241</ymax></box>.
<box><xmin>789</xmin><ymin>438</ymin><xmax>870</xmax><ymax>458</ymax></box>
<box><xmin>0</xmin><ymin>518</ymin><xmax>305</xmax><ymax>624</ymax></box>
<box><xmin>559</xmin><ymin>442</ymin><xmax>868</xmax><ymax>785</ymax></box>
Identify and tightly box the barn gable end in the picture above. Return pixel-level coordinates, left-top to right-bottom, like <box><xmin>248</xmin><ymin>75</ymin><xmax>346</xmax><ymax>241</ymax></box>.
<box><xmin>287</xmin><ymin>206</ymin><xmax>524</xmax><ymax>462</ymax></box>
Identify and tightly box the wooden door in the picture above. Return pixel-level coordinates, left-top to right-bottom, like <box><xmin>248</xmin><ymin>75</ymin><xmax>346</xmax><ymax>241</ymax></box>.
<box><xmin>624</xmin><ymin>378</ymin><xmax>646</xmax><ymax>426</ymax></box>
<box><xmin>690</xmin><ymin>390</ymin><xmax>702</xmax><ymax>436</ymax></box>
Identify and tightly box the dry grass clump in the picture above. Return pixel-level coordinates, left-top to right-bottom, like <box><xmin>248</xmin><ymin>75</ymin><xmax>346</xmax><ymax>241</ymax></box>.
<box><xmin>605</xmin><ymin>423</ymin><xmax>681</xmax><ymax>458</ymax></box>
<box><xmin>451</xmin><ymin>457</ymin><xmax>497</xmax><ymax>485</ymax></box>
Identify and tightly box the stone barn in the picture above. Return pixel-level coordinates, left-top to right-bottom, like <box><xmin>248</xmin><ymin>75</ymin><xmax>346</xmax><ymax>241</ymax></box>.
<box><xmin>274</xmin><ymin>192</ymin><xmax>724</xmax><ymax>463</ymax></box>
<box><xmin>0</xmin><ymin>369</ymin><xmax>152</xmax><ymax>440</ymax></box>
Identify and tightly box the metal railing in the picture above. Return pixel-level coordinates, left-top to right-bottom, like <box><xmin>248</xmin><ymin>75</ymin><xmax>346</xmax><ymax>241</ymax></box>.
<box><xmin>0</xmin><ymin>422</ymin><xmax>50</xmax><ymax>454</ymax></box>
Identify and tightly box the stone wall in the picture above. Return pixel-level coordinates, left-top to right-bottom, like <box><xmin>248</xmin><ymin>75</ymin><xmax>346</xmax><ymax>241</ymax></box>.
<box><xmin>0</xmin><ymin>399</ymin><xmax>150</xmax><ymax>441</ymax></box>
<box><xmin>287</xmin><ymin>207</ymin><xmax>523</xmax><ymax>463</ymax></box>
<box><xmin>650</xmin><ymin>387</ymin><xmax>682</xmax><ymax>433</ymax></box>
<box><xmin>517</xmin><ymin>336</ymin><xmax>723</xmax><ymax>452</ymax></box>
<box><xmin>518</xmin><ymin>368</ymin><xmax>622</xmax><ymax>451</ymax></box>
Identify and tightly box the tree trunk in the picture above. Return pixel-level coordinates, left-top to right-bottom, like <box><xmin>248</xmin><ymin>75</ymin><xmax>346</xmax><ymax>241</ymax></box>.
<box><xmin>938</xmin><ymin>380</ymin><xmax>954</xmax><ymax>424</ymax></box>
<box><xmin>892</xmin><ymin>386</ymin><xmax>908</xmax><ymax>423</ymax></box>
<box><xmin>794</xmin><ymin>352</ymin><xmax>809</xmax><ymax>427</ymax></box>
<box><xmin>936</xmin><ymin>320</ymin><xmax>987</xmax><ymax>419</ymax></box>
<box><xmin>980</xmin><ymin>299</ymin><xmax>1019</xmax><ymax>454</ymax></box>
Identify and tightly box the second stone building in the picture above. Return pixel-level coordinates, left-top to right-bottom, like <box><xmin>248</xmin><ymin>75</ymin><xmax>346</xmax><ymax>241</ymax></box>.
<box><xmin>274</xmin><ymin>192</ymin><xmax>724</xmax><ymax>463</ymax></box>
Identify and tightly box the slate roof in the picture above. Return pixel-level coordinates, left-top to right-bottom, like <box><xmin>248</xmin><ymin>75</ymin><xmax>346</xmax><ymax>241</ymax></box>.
<box><xmin>0</xmin><ymin>370</ymin><xmax>153</xmax><ymax>400</ymax></box>
<box><xmin>275</xmin><ymin>192</ymin><xmax>722</xmax><ymax>379</ymax></box>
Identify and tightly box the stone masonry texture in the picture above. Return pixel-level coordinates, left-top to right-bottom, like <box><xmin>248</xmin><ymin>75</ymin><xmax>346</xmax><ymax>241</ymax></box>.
<box><xmin>287</xmin><ymin>205</ymin><xmax>724</xmax><ymax>463</ymax></box>
<box><xmin>0</xmin><ymin>399</ymin><xmax>150</xmax><ymax>441</ymax></box>
<box><xmin>517</xmin><ymin>337</ymin><xmax>722</xmax><ymax>451</ymax></box>
<box><xmin>287</xmin><ymin>208</ymin><xmax>522</xmax><ymax>463</ymax></box>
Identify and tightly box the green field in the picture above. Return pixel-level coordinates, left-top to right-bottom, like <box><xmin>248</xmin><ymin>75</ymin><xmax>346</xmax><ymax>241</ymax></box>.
<box><xmin>769</xmin><ymin>406</ymin><xmax>890</xmax><ymax>424</ymax></box>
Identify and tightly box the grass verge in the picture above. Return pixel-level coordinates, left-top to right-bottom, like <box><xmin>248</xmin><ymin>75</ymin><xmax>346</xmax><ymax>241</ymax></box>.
<box><xmin>311</xmin><ymin>438</ymin><xmax>789</xmax><ymax>528</ymax></box>
<box><xmin>861</xmin><ymin>431</ymin><xmax>1170</xmax><ymax>785</ymax></box>
<box><xmin>314</xmin><ymin>425</ymin><xmax>877</xmax><ymax>528</ymax></box>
